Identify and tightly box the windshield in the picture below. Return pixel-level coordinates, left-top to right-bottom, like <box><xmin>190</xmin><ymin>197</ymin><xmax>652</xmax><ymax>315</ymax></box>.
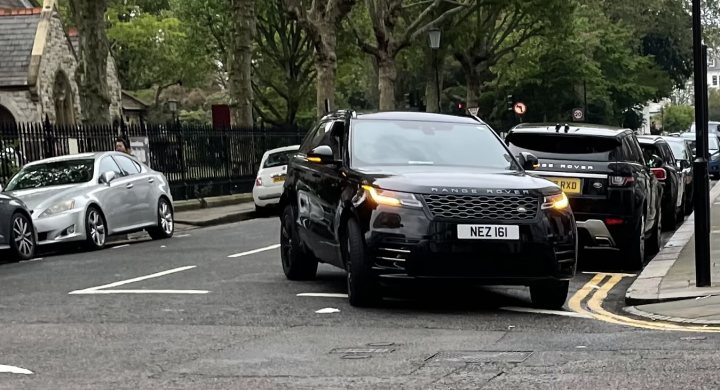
<box><xmin>5</xmin><ymin>159</ymin><xmax>95</xmax><ymax>191</ymax></box>
<box><xmin>350</xmin><ymin>120</ymin><xmax>515</xmax><ymax>170</ymax></box>
<box><xmin>506</xmin><ymin>133</ymin><xmax>620</xmax><ymax>162</ymax></box>
<box><xmin>263</xmin><ymin>150</ymin><xmax>296</xmax><ymax>168</ymax></box>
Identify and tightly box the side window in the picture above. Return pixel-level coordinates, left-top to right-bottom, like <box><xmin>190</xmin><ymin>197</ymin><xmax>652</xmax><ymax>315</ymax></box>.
<box><xmin>624</xmin><ymin>137</ymin><xmax>643</xmax><ymax>164</ymax></box>
<box><xmin>99</xmin><ymin>157</ymin><xmax>123</xmax><ymax>177</ymax></box>
<box><xmin>114</xmin><ymin>156</ymin><xmax>141</xmax><ymax>175</ymax></box>
<box><xmin>321</xmin><ymin>121</ymin><xmax>344</xmax><ymax>160</ymax></box>
<box><xmin>661</xmin><ymin>144</ymin><xmax>676</xmax><ymax>165</ymax></box>
<box><xmin>299</xmin><ymin>121</ymin><xmax>328</xmax><ymax>154</ymax></box>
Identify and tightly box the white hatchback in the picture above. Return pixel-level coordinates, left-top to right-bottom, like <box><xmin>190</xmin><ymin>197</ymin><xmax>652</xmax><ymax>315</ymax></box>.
<box><xmin>252</xmin><ymin>145</ymin><xmax>300</xmax><ymax>213</ymax></box>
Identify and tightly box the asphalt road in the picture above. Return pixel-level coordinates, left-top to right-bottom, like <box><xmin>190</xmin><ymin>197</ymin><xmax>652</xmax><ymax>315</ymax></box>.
<box><xmin>1</xmin><ymin>216</ymin><xmax>719</xmax><ymax>389</ymax></box>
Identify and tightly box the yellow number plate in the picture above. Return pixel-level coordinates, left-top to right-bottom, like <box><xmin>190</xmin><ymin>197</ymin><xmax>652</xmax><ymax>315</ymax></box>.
<box><xmin>272</xmin><ymin>176</ymin><xmax>285</xmax><ymax>183</ymax></box>
<box><xmin>547</xmin><ymin>177</ymin><xmax>581</xmax><ymax>194</ymax></box>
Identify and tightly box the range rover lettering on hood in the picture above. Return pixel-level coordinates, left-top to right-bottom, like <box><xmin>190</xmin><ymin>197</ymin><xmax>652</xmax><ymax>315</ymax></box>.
<box><xmin>430</xmin><ymin>187</ymin><xmax>531</xmax><ymax>195</ymax></box>
<box><xmin>540</xmin><ymin>163</ymin><xmax>595</xmax><ymax>170</ymax></box>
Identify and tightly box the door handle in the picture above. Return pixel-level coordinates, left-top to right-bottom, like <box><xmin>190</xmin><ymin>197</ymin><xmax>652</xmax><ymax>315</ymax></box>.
<box><xmin>148</xmin><ymin>178</ymin><xmax>155</xmax><ymax>183</ymax></box>
<box><xmin>126</xmin><ymin>183</ymin><xmax>134</xmax><ymax>189</ymax></box>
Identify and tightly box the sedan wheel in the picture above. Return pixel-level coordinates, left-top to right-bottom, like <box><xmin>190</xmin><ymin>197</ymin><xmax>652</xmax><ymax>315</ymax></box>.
<box><xmin>148</xmin><ymin>198</ymin><xmax>174</xmax><ymax>240</ymax></box>
<box><xmin>85</xmin><ymin>207</ymin><xmax>107</xmax><ymax>250</ymax></box>
<box><xmin>9</xmin><ymin>213</ymin><xmax>35</xmax><ymax>261</ymax></box>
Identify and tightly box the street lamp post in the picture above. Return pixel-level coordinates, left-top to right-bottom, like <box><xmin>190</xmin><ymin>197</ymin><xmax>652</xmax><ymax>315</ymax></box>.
<box><xmin>168</xmin><ymin>99</ymin><xmax>179</xmax><ymax>125</ymax></box>
<box><xmin>691</xmin><ymin>0</ymin><xmax>712</xmax><ymax>287</ymax></box>
<box><xmin>428</xmin><ymin>28</ymin><xmax>441</xmax><ymax>113</ymax></box>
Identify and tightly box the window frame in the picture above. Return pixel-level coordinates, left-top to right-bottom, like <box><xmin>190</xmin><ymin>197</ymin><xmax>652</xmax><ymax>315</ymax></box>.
<box><xmin>112</xmin><ymin>155</ymin><xmax>141</xmax><ymax>176</ymax></box>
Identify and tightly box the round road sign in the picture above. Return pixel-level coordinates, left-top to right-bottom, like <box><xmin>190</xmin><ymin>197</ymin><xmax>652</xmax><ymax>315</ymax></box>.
<box><xmin>572</xmin><ymin>108</ymin><xmax>585</xmax><ymax>121</ymax></box>
<box><xmin>513</xmin><ymin>102</ymin><xmax>527</xmax><ymax>115</ymax></box>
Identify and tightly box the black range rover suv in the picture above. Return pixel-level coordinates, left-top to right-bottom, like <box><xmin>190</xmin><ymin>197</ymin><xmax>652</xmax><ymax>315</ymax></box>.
<box><xmin>279</xmin><ymin>111</ymin><xmax>577</xmax><ymax>308</ymax></box>
<box><xmin>506</xmin><ymin>124</ymin><xmax>663</xmax><ymax>269</ymax></box>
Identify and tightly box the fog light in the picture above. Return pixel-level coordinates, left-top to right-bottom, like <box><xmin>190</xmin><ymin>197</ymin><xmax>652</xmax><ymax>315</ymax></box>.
<box><xmin>64</xmin><ymin>225</ymin><xmax>75</xmax><ymax>236</ymax></box>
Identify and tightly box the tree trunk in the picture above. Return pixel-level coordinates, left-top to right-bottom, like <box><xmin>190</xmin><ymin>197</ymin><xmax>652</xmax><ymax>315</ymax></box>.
<box><xmin>465</xmin><ymin>68</ymin><xmax>481</xmax><ymax>108</ymax></box>
<box><xmin>229</xmin><ymin>0</ymin><xmax>256</xmax><ymax>128</ymax></box>
<box><xmin>378</xmin><ymin>56</ymin><xmax>397</xmax><ymax>111</ymax></box>
<box><xmin>69</xmin><ymin>0</ymin><xmax>111</xmax><ymax>124</ymax></box>
<box><xmin>314</xmin><ymin>25</ymin><xmax>338</xmax><ymax>117</ymax></box>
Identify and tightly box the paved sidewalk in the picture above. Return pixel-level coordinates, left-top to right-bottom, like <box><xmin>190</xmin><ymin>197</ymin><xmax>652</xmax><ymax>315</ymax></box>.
<box><xmin>625</xmin><ymin>181</ymin><xmax>720</xmax><ymax>323</ymax></box>
<box><xmin>174</xmin><ymin>202</ymin><xmax>259</xmax><ymax>226</ymax></box>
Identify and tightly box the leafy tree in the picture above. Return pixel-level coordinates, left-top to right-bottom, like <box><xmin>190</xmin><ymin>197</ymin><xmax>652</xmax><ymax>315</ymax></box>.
<box><xmin>708</xmin><ymin>88</ymin><xmax>720</xmax><ymax>121</ymax></box>
<box><xmin>662</xmin><ymin>104</ymin><xmax>694</xmax><ymax>133</ymax></box>
<box><xmin>350</xmin><ymin>0</ymin><xmax>472</xmax><ymax>110</ymax></box>
<box><xmin>285</xmin><ymin>0</ymin><xmax>357</xmax><ymax>117</ymax></box>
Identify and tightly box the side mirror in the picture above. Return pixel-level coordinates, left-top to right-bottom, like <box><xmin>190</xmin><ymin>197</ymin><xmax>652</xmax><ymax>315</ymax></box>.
<box><xmin>518</xmin><ymin>152</ymin><xmax>539</xmax><ymax>171</ymax></box>
<box><xmin>99</xmin><ymin>171</ymin><xmax>117</xmax><ymax>185</ymax></box>
<box><xmin>307</xmin><ymin>145</ymin><xmax>339</xmax><ymax>165</ymax></box>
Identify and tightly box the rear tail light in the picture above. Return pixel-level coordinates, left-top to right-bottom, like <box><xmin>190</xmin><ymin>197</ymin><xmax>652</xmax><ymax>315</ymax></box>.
<box><xmin>609</xmin><ymin>176</ymin><xmax>635</xmax><ymax>187</ymax></box>
<box><xmin>651</xmin><ymin>168</ymin><xmax>667</xmax><ymax>181</ymax></box>
<box><xmin>605</xmin><ymin>218</ymin><xmax>624</xmax><ymax>225</ymax></box>
<box><xmin>255</xmin><ymin>177</ymin><xmax>263</xmax><ymax>186</ymax></box>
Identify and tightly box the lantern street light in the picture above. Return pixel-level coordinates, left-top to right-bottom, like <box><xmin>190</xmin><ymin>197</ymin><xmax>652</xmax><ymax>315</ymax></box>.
<box><xmin>428</xmin><ymin>28</ymin><xmax>441</xmax><ymax>113</ymax></box>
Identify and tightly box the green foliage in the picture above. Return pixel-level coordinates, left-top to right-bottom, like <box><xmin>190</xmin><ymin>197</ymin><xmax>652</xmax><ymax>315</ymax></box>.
<box><xmin>709</xmin><ymin>89</ymin><xmax>720</xmax><ymax>121</ymax></box>
<box><xmin>662</xmin><ymin>105</ymin><xmax>695</xmax><ymax>133</ymax></box>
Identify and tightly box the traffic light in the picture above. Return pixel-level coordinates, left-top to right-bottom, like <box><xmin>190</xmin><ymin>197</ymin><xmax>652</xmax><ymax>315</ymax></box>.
<box><xmin>507</xmin><ymin>95</ymin><xmax>514</xmax><ymax>111</ymax></box>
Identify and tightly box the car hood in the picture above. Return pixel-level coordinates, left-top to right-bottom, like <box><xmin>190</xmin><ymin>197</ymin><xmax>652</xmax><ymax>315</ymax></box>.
<box><xmin>6</xmin><ymin>184</ymin><xmax>86</xmax><ymax>212</ymax></box>
<box><xmin>356</xmin><ymin>166</ymin><xmax>558</xmax><ymax>195</ymax></box>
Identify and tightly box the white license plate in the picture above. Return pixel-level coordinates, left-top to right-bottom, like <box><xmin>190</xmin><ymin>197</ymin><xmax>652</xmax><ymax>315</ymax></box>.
<box><xmin>457</xmin><ymin>225</ymin><xmax>519</xmax><ymax>240</ymax></box>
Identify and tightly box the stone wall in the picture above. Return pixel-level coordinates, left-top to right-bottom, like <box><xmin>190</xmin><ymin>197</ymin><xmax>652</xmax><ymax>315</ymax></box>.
<box><xmin>37</xmin><ymin>13</ymin><xmax>81</xmax><ymax>123</ymax></box>
<box><xmin>0</xmin><ymin>90</ymin><xmax>40</xmax><ymax>123</ymax></box>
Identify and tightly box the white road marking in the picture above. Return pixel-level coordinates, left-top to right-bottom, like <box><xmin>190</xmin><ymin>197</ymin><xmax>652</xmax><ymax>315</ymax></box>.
<box><xmin>228</xmin><ymin>244</ymin><xmax>280</xmax><ymax>258</ymax></box>
<box><xmin>315</xmin><ymin>308</ymin><xmax>340</xmax><ymax>314</ymax></box>
<box><xmin>297</xmin><ymin>293</ymin><xmax>348</xmax><ymax>298</ymax></box>
<box><xmin>0</xmin><ymin>365</ymin><xmax>32</xmax><ymax>375</ymax></box>
<box><xmin>112</xmin><ymin>244</ymin><xmax>130</xmax><ymax>249</ymax></box>
<box><xmin>70</xmin><ymin>289</ymin><xmax>208</xmax><ymax>295</ymax></box>
<box><xmin>500</xmin><ymin>306</ymin><xmax>594</xmax><ymax>319</ymax></box>
<box><xmin>68</xmin><ymin>265</ymin><xmax>208</xmax><ymax>295</ymax></box>
<box><xmin>175</xmin><ymin>234</ymin><xmax>191</xmax><ymax>238</ymax></box>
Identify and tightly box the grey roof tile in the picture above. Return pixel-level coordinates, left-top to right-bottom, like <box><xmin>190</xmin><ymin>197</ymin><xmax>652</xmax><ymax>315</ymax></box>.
<box><xmin>0</xmin><ymin>13</ymin><xmax>40</xmax><ymax>87</ymax></box>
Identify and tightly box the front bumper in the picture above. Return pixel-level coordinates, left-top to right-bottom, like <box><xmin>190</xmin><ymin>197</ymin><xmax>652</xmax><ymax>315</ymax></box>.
<box><xmin>362</xmin><ymin>206</ymin><xmax>577</xmax><ymax>284</ymax></box>
<box><xmin>33</xmin><ymin>209</ymin><xmax>86</xmax><ymax>245</ymax></box>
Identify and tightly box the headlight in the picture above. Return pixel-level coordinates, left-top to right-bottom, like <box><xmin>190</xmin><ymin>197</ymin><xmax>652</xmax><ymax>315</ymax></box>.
<box><xmin>40</xmin><ymin>199</ymin><xmax>76</xmax><ymax>217</ymax></box>
<box><xmin>362</xmin><ymin>185</ymin><xmax>422</xmax><ymax>208</ymax></box>
<box><xmin>542</xmin><ymin>192</ymin><xmax>569</xmax><ymax>210</ymax></box>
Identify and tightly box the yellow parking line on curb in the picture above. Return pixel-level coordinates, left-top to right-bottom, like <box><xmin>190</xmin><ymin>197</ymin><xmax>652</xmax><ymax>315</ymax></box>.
<box><xmin>569</xmin><ymin>273</ymin><xmax>720</xmax><ymax>333</ymax></box>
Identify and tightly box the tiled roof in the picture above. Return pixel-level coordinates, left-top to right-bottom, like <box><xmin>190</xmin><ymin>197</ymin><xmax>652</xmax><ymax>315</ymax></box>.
<box><xmin>0</xmin><ymin>13</ymin><xmax>41</xmax><ymax>87</ymax></box>
<box><xmin>0</xmin><ymin>0</ymin><xmax>37</xmax><ymax>8</ymax></box>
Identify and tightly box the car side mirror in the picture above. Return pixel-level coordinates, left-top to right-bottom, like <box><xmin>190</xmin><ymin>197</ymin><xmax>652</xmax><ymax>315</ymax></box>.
<box><xmin>307</xmin><ymin>145</ymin><xmax>339</xmax><ymax>165</ymax></box>
<box><xmin>650</xmin><ymin>154</ymin><xmax>664</xmax><ymax>168</ymax></box>
<box><xmin>99</xmin><ymin>171</ymin><xmax>117</xmax><ymax>185</ymax></box>
<box><xmin>518</xmin><ymin>152</ymin><xmax>539</xmax><ymax>171</ymax></box>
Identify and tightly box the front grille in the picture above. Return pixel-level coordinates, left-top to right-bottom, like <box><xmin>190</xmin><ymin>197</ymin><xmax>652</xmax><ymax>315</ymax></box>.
<box><xmin>422</xmin><ymin>194</ymin><xmax>539</xmax><ymax>221</ymax></box>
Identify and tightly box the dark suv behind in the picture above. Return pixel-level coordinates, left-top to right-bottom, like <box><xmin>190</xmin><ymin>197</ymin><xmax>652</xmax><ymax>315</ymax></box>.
<box><xmin>280</xmin><ymin>112</ymin><xmax>577</xmax><ymax>308</ymax></box>
<box><xmin>506</xmin><ymin>124</ymin><xmax>663</xmax><ymax>269</ymax></box>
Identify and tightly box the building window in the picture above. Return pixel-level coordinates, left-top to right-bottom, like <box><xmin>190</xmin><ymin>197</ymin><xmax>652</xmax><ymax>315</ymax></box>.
<box><xmin>714</xmin><ymin>75</ymin><xmax>718</xmax><ymax>86</ymax></box>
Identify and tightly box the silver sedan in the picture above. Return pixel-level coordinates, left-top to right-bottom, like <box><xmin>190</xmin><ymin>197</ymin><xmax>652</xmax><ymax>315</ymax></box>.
<box><xmin>2</xmin><ymin>152</ymin><xmax>174</xmax><ymax>249</ymax></box>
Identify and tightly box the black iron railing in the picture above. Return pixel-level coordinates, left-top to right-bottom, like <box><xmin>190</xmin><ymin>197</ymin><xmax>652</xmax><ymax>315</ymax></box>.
<box><xmin>0</xmin><ymin>120</ymin><xmax>306</xmax><ymax>200</ymax></box>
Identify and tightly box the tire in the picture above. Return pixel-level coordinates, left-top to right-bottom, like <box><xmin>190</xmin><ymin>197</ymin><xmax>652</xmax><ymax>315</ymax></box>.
<box><xmin>280</xmin><ymin>205</ymin><xmax>318</xmax><ymax>280</ymax></box>
<box><xmin>662</xmin><ymin>200</ymin><xmax>678</xmax><ymax>232</ymax></box>
<box><xmin>344</xmin><ymin>218</ymin><xmax>380</xmax><ymax>307</ymax></box>
<box><xmin>255</xmin><ymin>204</ymin><xmax>269</xmax><ymax>217</ymax></box>
<box><xmin>684</xmin><ymin>187</ymin><xmax>694</xmax><ymax>216</ymax></box>
<box><xmin>647</xmin><ymin>207</ymin><xmax>662</xmax><ymax>256</ymax></box>
<box><xmin>147</xmin><ymin>198</ymin><xmax>174</xmax><ymax>240</ymax></box>
<box><xmin>530</xmin><ymin>280</ymin><xmax>569</xmax><ymax>309</ymax></box>
<box><xmin>623</xmin><ymin>215</ymin><xmax>645</xmax><ymax>270</ymax></box>
<box><xmin>8</xmin><ymin>212</ymin><xmax>35</xmax><ymax>262</ymax></box>
<box><xmin>84</xmin><ymin>206</ymin><xmax>107</xmax><ymax>250</ymax></box>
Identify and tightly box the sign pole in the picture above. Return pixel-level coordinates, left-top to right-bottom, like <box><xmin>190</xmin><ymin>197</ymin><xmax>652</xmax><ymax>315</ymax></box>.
<box><xmin>692</xmin><ymin>0</ymin><xmax>711</xmax><ymax>287</ymax></box>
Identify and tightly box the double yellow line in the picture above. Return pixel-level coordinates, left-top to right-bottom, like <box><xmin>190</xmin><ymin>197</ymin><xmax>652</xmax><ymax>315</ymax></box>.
<box><xmin>569</xmin><ymin>273</ymin><xmax>720</xmax><ymax>332</ymax></box>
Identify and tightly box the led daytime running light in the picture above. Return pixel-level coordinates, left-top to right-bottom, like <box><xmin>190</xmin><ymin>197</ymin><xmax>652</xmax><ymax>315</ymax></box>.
<box><xmin>542</xmin><ymin>192</ymin><xmax>569</xmax><ymax>210</ymax></box>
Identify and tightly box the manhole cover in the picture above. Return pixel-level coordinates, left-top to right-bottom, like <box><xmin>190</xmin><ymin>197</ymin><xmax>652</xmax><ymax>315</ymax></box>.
<box><xmin>331</xmin><ymin>347</ymin><xmax>394</xmax><ymax>354</ymax></box>
<box><xmin>427</xmin><ymin>351</ymin><xmax>533</xmax><ymax>364</ymax></box>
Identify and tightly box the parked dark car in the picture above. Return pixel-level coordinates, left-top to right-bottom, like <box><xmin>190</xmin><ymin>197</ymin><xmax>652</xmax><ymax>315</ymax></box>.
<box><xmin>637</xmin><ymin>136</ymin><xmax>685</xmax><ymax>230</ymax></box>
<box><xmin>680</xmin><ymin>132</ymin><xmax>720</xmax><ymax>179</ymax></box>
<box><xmin>280</xmin><ymin>111</ymin><xmax>578</xmax><ymax>309</ymax></box>
<box><xmin>663</xmin><ymin>136</ymin><xmax>694</xmax><ymax>215</ymax></box>
<box><xmin>506</xmin><ymin>123</ymin><xmax>663</xmax><ymax>269</ymax></box>
<box><xmin>0</xmin><ymin>191</ymin><xmax>36</xmax><ymax>261</ymax></box>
